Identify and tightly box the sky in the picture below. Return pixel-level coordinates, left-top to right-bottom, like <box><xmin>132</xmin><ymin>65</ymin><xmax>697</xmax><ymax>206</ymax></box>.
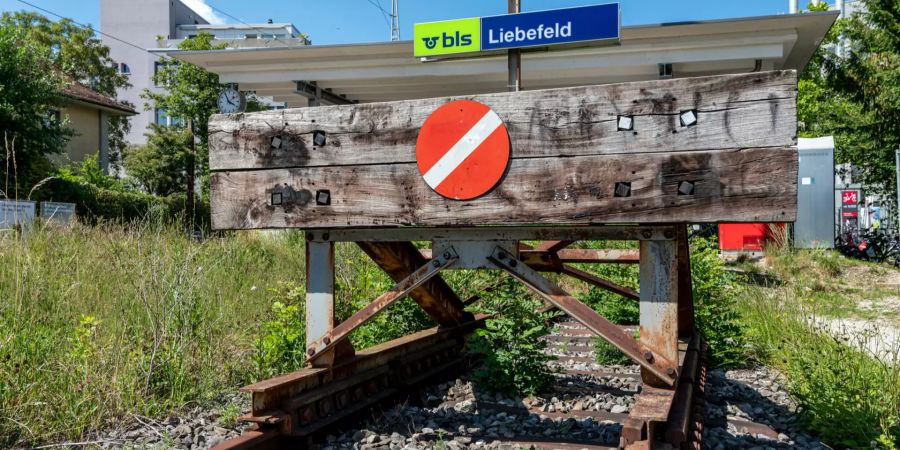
<box><xmin>0</xmin><ymin>0</ymin><xmax>828</xmax><ymax>45</ymax></box>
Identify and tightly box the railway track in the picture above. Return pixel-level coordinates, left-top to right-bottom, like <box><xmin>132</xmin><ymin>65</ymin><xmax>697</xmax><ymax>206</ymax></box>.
<box><xmin>212</xmin><ymin>314</ymin><xmax>706</xmax><ymax>450</ymax></box>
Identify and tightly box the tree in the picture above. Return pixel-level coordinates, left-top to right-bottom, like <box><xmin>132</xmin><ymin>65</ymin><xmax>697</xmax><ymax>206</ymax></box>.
<box><xmin>142</xmin><ymin>33</ymin><xmax>226</xmax><ymax>176</ymax></box>
<box><xmin>0</xmin><ymin>24</ymin><xmax>72</xmax><ymax>192</ymax></box>
<box><xmin>0</xmin><ymin>11</ymin><xmax>133</xmax><ymax>169</ymax></box>
<box><xmin>799</xmin><ymin>0</ymin><xmax>900</xmax><ymax>204</ymax></box>
<box><xmin>123</xmin><ymin>124</ymin><xmax>191</xmax><ymax>196</ymax></box>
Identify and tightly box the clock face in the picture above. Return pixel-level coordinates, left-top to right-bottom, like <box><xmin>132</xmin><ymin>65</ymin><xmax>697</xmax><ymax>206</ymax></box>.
<box><xmin>218</xmin><ymin>88</ymin><xmax>243</xmax><ymax>113</ymax></box>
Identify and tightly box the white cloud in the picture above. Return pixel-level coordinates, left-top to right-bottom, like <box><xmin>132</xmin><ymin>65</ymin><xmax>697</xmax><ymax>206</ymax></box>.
<box><xmin>181</xmin><ymin>0</ymin><xmax>227</xmax><ymax>25</ymax></box>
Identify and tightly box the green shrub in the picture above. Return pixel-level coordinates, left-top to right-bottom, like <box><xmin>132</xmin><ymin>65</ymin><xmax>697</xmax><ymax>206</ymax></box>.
<box><xmin>690</xmin><ymin>237</ymin><xmax>747</xmax><ymax>368</ymax></box>
<box><xmin>56</xmin><ymin>153</ymin><xmax>126</xmax><ymax>191</ymax></box>
<box><xmin>581</xmin><ymin>287</ymin><xmax>638</xmax><ymax>325</ymax></box>
<box><xmin>30</xmin><ymin>177</ymin><xmax>209</xmax><ymax>228</ymax></box>
<box><xmin>122</xmin><ymin>124</ymin><xmax>191</xmax><ymax>196</ymax></box>
<box><xmin>253</xmin><ymin>283</ymin><xmax>307</xmax><ymax>379</ymax></box>
<box><xmin>467</xmin><ymin>277</ymin><xmax>559</xmax><ymax>396</ymax></box>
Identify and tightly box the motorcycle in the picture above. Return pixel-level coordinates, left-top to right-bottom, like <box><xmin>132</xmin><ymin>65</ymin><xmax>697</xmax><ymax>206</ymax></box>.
<box><xmin>835</xmin><ymin>229</ymin><xmax>900</xmax><ymax>266</ymax></box>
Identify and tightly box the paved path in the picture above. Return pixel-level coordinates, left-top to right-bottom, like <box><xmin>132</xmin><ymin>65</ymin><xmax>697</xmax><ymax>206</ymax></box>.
<box><xmin>811</xmin><ymin>316</ymin><xmax>900</xmax><ymax>364</ymax></box>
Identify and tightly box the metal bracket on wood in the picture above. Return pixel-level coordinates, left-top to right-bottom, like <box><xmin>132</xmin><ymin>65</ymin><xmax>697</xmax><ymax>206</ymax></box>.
<box><xmin>486</xmin><ymin>246</ymin><xmax>677</xmax><ymax>386</ymax></box>
<box><xmin>307</xmin><ymin>247</ymin><xmax>459</xmax><ymax>364</ymax></box>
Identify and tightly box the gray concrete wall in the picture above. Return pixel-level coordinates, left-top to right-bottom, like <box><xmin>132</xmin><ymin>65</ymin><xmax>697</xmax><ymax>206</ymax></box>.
<box><xmin>100</xmin><ymin>0</ymin><xmax>207</xmax><ymax>145</ymax></box>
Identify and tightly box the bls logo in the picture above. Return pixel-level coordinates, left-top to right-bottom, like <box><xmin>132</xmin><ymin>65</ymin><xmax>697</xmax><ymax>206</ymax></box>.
<box><xmin>421</xmin><ymin>31</ymin><xmax>472</xmax><ymax>50</ymax></box>
<box><xmin>421</xmin><ymin>36</ymin><xmax>439</xmax><ymax>49</ymax></box>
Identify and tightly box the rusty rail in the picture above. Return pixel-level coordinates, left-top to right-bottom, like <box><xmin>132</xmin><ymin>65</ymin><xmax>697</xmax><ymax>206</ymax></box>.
<box><xmin>213</xmin><ymin>316</ymin><xmax>487</xmax><ymax>450</ymax></box>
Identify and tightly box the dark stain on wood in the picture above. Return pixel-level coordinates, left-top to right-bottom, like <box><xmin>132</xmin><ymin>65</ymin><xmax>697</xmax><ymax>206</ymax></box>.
<box><xmin>209</xmin><ymin>147</ymin><xmax>797</xmax><ymax>230</ymax></box>
<box><xmin>208</xmin><ymin>71</ymin><xmax>798</xmax><ymax>171</ymax></box>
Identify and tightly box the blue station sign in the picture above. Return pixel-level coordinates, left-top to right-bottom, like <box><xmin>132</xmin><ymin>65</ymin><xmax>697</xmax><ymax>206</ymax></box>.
<box><xmin>413</xmin><ymin>3</ymin><xmax>620</xmax><ymax>58</ymax></box>
<box><xmin>481</xmin><ymin>4</ymin><xmax>620</xmax><ymax>52</ymax></box>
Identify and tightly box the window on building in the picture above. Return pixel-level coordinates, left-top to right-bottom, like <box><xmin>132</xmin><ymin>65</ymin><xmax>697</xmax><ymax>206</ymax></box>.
<box><xmin>155</xmin><ymin>108</ymin><xmax>183</xmax><ymax>127</ymax></box>
<box><xmin>119</xmin><ymin>63</ymin><xmax>131</xmax><ymax>74</ymax></box>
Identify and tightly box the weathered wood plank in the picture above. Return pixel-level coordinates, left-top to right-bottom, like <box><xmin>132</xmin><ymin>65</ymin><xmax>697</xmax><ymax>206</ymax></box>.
<box><xmin>209</xmin><ymin>147</ymin><xmax>797</xmax><ymax>230</ymax></box>
<box><xmin>208</xmin><ymin>71</ymin><xmax>797</xmax><ymax>171</ymax></box>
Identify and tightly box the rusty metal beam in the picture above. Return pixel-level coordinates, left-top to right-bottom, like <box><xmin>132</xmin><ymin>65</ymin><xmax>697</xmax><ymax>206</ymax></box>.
<box><xmin>558</xmin><ymin>264</ymin><xmax>639</xmax><ymax>301</ymax></box>
<box><xmin>225</xmin><ymin>315</ymin><xmax>488</xmax><ymax>448</ymax></box>
<box><xmin>666</xmin><ymin>336</ymin><xmax>701</xmax><ymax>444</ymax></box>
<box><xmin>557</xmin><ymin>248</ymin><xmax>639</xmax><ymax>263</ymax></box>
<box><xmin>675</xmin><ymin>226</ymin><xmax>696</xmax><ymax>339</ymax></box>
<box><xmin>357</xmin><ymin>241</ymin><xmax>472</xmax><ymax>326</ymax></box>
<box><xmin>308</xmin><ymin>248</ymin><xmax>458</xmax><ymax>363</ymax></box>
<box><xmin>427</xmin><ymin>247</ymin><xmax>640</xmax><ymax>265</ymax></box>
<box><xmin>210</xmin><ymin>430</ymin><xmax>280</xmax><ymax>450</ymax></box>
<box><xmin>487</xmin><ymin>247</ymin><xmax>677</xmax><ymax>386</ymax></box>
<box><xmin>520</xmin><ymin>249</ymin><xmax>640</xmax><ymax>269</ymax></box>
<box><xmin>535</xmin><ymin>240</ymin><xmax>573</xmax><ymax>252</ymax></box>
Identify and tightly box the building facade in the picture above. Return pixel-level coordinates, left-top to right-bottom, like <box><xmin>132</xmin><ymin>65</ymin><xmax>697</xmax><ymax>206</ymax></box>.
<box><xmin>100</xmin><ymin>0</ymin><xmax>211</xmax><ymax>145</ymax></box>
<box><xmin>100</xmin><ymin>0</ymin><xmax>304</xmax><ymax>145</ymax></box>
<box><xmin>57</xmin><ymin>81</ymin><xmax>137</xmax><ymax>170</ymax></box>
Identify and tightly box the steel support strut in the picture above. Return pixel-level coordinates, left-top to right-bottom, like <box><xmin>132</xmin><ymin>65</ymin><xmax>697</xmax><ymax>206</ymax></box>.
<box><xmin>305</xmin><ymin>239</ymin><xmax>353</xmax><ymax>368</ymax></box>
<box><xmin>638</xmin><ymin>238</ymin><xmax>679</xmax><ymax>387</ymax></box>
<box><xmin>559</xmin><ymin>264</ymin><xmax>640</xmax><ymax>301</ymax></box>
<box><xmin>676</xmin><ymin>226</ymin><xmax>696</xmax><ymax>339</ymax></box>
<box><xmin>487</xmin><ymin>246</ymin><xmax>678</xmax><ymax>386</ymax></box>
<box><xmin>357</xmin><ymin>241</ymin><xmax>472</xmax><ymax>325</ymax></box>
<box><xmin>307</xmin><ymin>247</ymin><xmax>459</xmax><ymax>364</ymax></box>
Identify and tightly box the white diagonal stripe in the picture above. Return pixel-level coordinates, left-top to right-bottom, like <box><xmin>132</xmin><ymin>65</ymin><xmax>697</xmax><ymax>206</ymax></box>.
<box><xmin>422</xmin><ymin>110</ymin><xmax>504</xmax><ymax>189</ymax></box>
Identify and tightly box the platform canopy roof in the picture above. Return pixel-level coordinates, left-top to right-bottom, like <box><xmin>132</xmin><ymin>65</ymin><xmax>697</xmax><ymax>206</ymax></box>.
<box><xmin>160</xmin><ymin>11</ymin><xmax>837</xmax><ymax>107</ymax></box>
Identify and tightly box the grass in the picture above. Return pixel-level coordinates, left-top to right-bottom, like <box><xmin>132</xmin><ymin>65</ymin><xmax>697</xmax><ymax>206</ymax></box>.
<box><xmin>0</xmin><ymin>221</ymin><xmax>438</xmax><ymax>448</ymax></box>
<box><xmin>739</xmin><ymin>286</ymin><xmax>900</xmax><ymax>448</ymax></box>
<box><xmin>0</xmin><ymin>222</ymin><xmax>304</xmax><ymax>446</ymax></box>
<box><xmin>738</xmin><ymin>249</ymin><xmax>900</xmax><ymax>449</ymax></box>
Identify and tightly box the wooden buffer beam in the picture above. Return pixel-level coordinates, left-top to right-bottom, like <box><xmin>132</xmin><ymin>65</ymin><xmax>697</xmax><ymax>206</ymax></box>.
<box><xmin>208</xmin><ymin>70</ymin><xmax>798</xmax><ymax>449</ymax></box>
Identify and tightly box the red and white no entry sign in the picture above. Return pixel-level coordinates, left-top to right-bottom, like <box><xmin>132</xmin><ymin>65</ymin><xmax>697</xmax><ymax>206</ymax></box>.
<box><xmin>415</xmin><ymin>99</ymin><xmax>511</xmax><ymax>200</ymax></box>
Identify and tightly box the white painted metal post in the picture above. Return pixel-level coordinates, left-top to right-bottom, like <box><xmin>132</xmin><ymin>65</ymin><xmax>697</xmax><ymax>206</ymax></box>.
<box><xmin>306</xmin><ymin>237</ymin><xmax>335</xmax><ymax>366</ymax></box>
<box><xmin>638</xmin><ymin>239</ymin><xmax>679</xmax><ymax>387</ymax></box>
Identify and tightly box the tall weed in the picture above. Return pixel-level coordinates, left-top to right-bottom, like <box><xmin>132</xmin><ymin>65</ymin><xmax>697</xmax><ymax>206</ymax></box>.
<box><xmin>740</xmin><ymin>288</ymin><xmax>900</xmax><ymax>448</ymax></box>
<box><xmin>467</xmin><ymin>277</ymin><xmax>559</xmax><ymax>396</ymax></box>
